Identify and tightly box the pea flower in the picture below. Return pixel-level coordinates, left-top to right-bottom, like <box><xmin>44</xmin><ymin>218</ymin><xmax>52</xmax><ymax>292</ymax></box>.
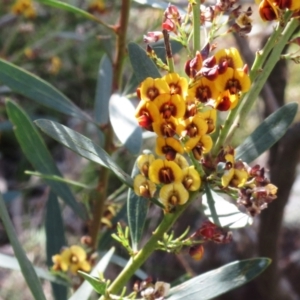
<box><xmin>52</xmin><ymin>245</ymin><xmax>91</xmax><ymax>274</ymax></box>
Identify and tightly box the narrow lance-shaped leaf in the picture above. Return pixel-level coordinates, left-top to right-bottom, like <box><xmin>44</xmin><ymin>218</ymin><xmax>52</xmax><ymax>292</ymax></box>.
<box><xmin>0</xmin><ymin>253</ymin><xmax>68</xmax><ymax>286</ymax></box>
<box><xmin>46</xmin><ymin>191</ymin><xmax>68</xmax><ymax>300</ymax></box>
<box><xmin>35</xmin><ymin>119</ymin><xmax>133</xmax><ymax>187</ymax></box>
<box><xmin>109</xmin><ymin>94</ymin><xmax>142</xmax><ymax>155</ymax></box>
<box><xmin>127</xmin><ymin>159</ymin><xmax>149</xmax><ymax>251</ymax></box>
<box><xmin>35</xmin><ymin>0</ymin><xmax>100</xmax><ymax>22</ymax></box>
<box><xmin>128</xmin><ymin>42</ymin><xmax>161</xmax><ymax>84</ymax></box>
<box><xmin>0</xmin><ymin>192</ymin><xmax>47</xmax><ymax>300</ymax></box>
<box><xmin>94</xmin><ymin>54</ymin><xmax>113</xmax><ymax>125</ymax></box>
<box><xmin>236</xmin><ymin>102</ymin><xmax>298</xmax><ymax>163</ymax></box>
<box><xmin>0</xmin><ymin>59</ymin><xmax>91</xmax><ymax>122</ymax></box>
<box><xmin>166</xmin><ymin>258</ymin><xmax>271</xmax><ymax>300</ymax></box>
<box><xmin>6</xmin><ymin>100</ymin><xmax>86</xmax><ymax>219</ymax></box>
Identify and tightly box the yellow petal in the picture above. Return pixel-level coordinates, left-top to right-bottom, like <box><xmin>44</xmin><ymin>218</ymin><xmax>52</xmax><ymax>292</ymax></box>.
<box><xmin>217</xmin><ymin>48</ymin><xmax>244</xmax><ymax>69</ymax></box>
<box><xmin>137</xmin><ymin>153</ymin><xmax>155</xmax><ymax>176</ymax></box>
<box><xmin>188</xmin><ymin>77</ymin><xmax>220</xmax><ymax>102</ymax></box>
<box><xmin>182</xmin><ymin>166</ymin><xmax>201</xmax><ymax>191</ymax></box>
<box><xmin>163</xmin><ymin>72</ymin><xmax>188</xmax><ymax>97</ymax></box>
<box><xmin>149</xmin><ymin>159</ymin><xmax>183</xmax><ymax>184</ymax></box>
<box><xmin>155</xmin><ymin>136</ymin><xmax>184</xmax><ymax>156</ymax></box>
<box><xmin>153</xmin><ymin>94</ymin><xmax>186</xmax><ymax>119</ymax></box>
<box><xmin>152</xmin><ymin>116</ymin><xmax>178</xmax><ymax>137</ymax></box>
<box><xmin>134</xmin><ymin>174</ymin><xmax>156</xmax><ymax>198</ymax></box>
<box><xmin>159</xmin><ymin>182</ymin><xmax>189</xmax><ymax>211</ymax></box>
<box><xmin>197</xmin><ymin>108</ymin><xmax>217</xmax><ymax>133</ymax></box>
<box><xmin>140</xmin><ymin>77</ymin><xmax>170</xmax><ymax>101</ymax></box>
<box><xmin>174</xmin><ymin>153</ymin><xmax>189</xmax><ymax>169</ymax></box>
<box><xmin>221</xmin><ymin>169</ymin><xmax>234</xmax><ymax>187</ymax></box>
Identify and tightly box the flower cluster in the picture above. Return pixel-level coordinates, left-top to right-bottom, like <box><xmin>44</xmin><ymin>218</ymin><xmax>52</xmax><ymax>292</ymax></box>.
<box><xmin>133</xmin><ymin>47</ymin><xmax>252</xmax><ymax>212</ymax></box>
<box><xmin>258</xmin><ymin>0</ymin><xmax>300</xmax><ymax>21</ymax></box>
<box><xmin>216</xmin><ymin>146</ymin><xmax>277</xmax><ymax>216</ymax></box>
<box><xmin>51</xmin><ymin>245</ymin><xmax>91</xmax><ymax>275</ymax></box>
<box><xmin>11</xmin><ymin>0</ymin><xmax>36</xmax><ymax>19</ymax></box>
<box><xmin>133</xmin><ymin>152</ymin><xmax>200</xmax><ymax>212</ymax></box>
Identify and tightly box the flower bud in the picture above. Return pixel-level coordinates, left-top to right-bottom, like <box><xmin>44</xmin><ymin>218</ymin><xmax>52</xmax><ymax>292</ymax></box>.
<box><xmin>189</xmin><ymin>245</ymin><xmax>204</xmax><ymax>261</ymax></box>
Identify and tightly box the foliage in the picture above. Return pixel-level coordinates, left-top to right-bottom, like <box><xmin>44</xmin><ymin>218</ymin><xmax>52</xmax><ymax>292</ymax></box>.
<box><xmin>0</xmin><ymin>0</ymin><xmax>299</xmax><ymax>299</ymax></box>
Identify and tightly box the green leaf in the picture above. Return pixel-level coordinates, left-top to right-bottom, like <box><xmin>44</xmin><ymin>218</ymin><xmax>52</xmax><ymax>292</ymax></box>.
<box><xmin>94</xmin><ymin>54</ymin><xmax>113</xmax><ymax>125</ymax></box>
<box><xmin>6</xmin><ymin>100</ymin><xmax>86</xmax><ymax>220</ymax></box>
<box><xmin>35</xmin><ymin>0</ymin><xmax>99</xmax><ymax>22</ymax></box>
<box><xmin>109</xmin><ymin>94</ymin><xmax>142</xmax><ymax>155</ymax></box>
<box><xmin>127</xmin><ymin>160</ymin><xmax>149</xmax><ymax>251</ymax></box>
<box><xmin>128</xmin><ymin>42</ymin><xmax>161</xmax><ymax>84</ymax></box>
<box><xmin>0</xmin><ymin>59</ymin><xmax>91</xmax><ymax>122</ymax></box>
<box><xmin>0</xmin><ymin>192</ymin><xmax>47</xmax><ymax>300</ymax></box>
<box><xmin>46</xmin><ymin>192</ymin><xmax>68</xmax><ymax>300</ymax></box>
<box><xmin>202</xmin><ymin>188</ymin><xmax>253</xmax><ymax>229</ymax></box>
<box><xmin>0</xmin><ymin>253</ymin><xmax>68</xmax><ymax>286</ymax></box>
<box><xmin>77</xmin><ymin>272</ymin><xmax>107</xmax><ymax>295</ymax></box>
<box><xmin>26</xmin><ymin>171</ymin><xmax>93</xmax><ymax>190</ymax></box>
<box><xmin>35</xmin><ymin>119</ymin><xmax>133</xmax><ymax>187</ymax></box>
<box><xmin>69</xmin><ymin>247</ymin><xmax>115</xmax><ymax>300</ymax></box>
<box><xmin>236</xmin><ymin>102</ymin><xmax>298</xmax><ymax>163</ymax></box>
<box><xmin>167</xmin><ymin>258</ymin><xmax>271</xmax><ymax>300</ymax></box>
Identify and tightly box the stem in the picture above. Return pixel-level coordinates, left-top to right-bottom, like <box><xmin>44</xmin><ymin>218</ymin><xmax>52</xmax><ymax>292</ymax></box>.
<box><xmin>211</xmin><ymin>12</ymin><xmax>297</xmax><ymax>158</ymax></box>
<box><xmin>235</xmin><ymin>17</ymin><xmax>298</xmax><ymax>128</ymax></box>
<box><xmin>163</xmin><ymin>29</ymin><xmax>175</xmax><ymax>72</ymax></box>
<box><xmin>249</xmin><ymin>11</ymin><xmax>293</xmax><ymax>83</ymax></box>
<box><xmin>100</xmin><ymin>194</ymin><xmax>199</xmax><ymax>299</ymax></box>
<box><xmin>89</xmin><ymin>0</ymin><xmax>131</xmax><ymax>250</ymax></box>
<box><xmin>192</xmin><ymin>0</ymin><xmax>201</xmax><ymax>53</ymax></box>
<box><xmin>112</xmin><ymin>0</ymin><xmax>130</xmax><ymax>92</ymax></box>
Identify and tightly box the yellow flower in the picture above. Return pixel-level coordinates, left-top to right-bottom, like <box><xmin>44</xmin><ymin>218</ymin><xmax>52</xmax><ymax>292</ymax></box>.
<box><xmin>137</xmin><ymin>153</ymin><xmax>155</xmax><ymax>177</ymax></box>
<box><xmin>218</xmin><ymin>68</ymin><xmax>251</xmax><ymax>95</ymax></box>
<box><xmin>134</xmin><ymin>174</ymin><xmax>157</xmax><ymax>198</ymax></box>
<box><xmin>48</xmin><ymin>56</ymin><xmax>62</xmax><ymax>75</ymax></box>
<box><xmin>196</xmin><ymin>109</ymin><xmax>217</xmax><ymax>134</ymax></box>
<box><xmin>215</xmin><ymin>90</ymin><xmax>239</xmax><ymax>111</ymax></box>
<box><xmin>182</xmin><ymin>166</ymin><xmax>201</xmax><ymax>191</ymax></box>
<box><xmin>231</xmin><ymin>168</ymin><xmax>248</xmax><ymax>187</ymax></box>
<box><xmin>88</xmin><ymin>0</ymin><xmax>106</xmax><ymax>14</ymax></box>
<box><xmin>52</xmin><ymin>245</ymin><xmax>91</xmax><ymax>274</ymax></box>
<box><xmin>163</xmin><ymin>72</ymin><xmax>188</xmax><ymax>97</ymax></box>
<box><xmin>149</xmin><ymin>159</ymin><xmax>183</xmax><ymax>184</ymax></box>
<box><xmin>153</xmin><ymin>94</ymin><xmax>186</xmax><ymax>119</ymax></box>
<box><xmin>176</xmin><ymin>114</ymin><xmax>208</xmax><ymax>139</ymax></box>
<box><xmin>140</xmin><ymin>77</ymin><xmax>170</xmax><ymax>101</ymax></box>
<box><xmin>221</xmin><ymin>154</ymin><xmax>235</xmax><ymax>187</ymax></box>
<box><xmin>221</xmin><ymin>154</ymin><xmax>248</xmax><ymax>188</ymax></box>
<box><xmin>190</xmin><ymin>135</ymin><xmax>213</xmax><ymax>159</ymax></box>
<box><xmin>135</xmin><ymin>100</ymin><xmax>161</xmax><ymax>131</ymax></box>
<box><xmin>214</xmin><ymin>48</ymin><xmax>244</xmax><ymax>69</ymax></box>
<box><xmin>155</xmin><ymin>136</ymin><xmax>184</xmax><ymax>161</ymax></box>
<box><xmin>258</xmin><ymin>0</ymin><xmax>280</xmax><ymax>21</ymax></box>
<box><xmin>173</xmin><ymin>153</ymin><xmax>189</xmax><ymax>169</ymax></box>
<box><xmin>159</xmin><ymin>182</ymin><xmax>189</xmax><ymax>211</ymax></box>
<box><xmin>189</xmin><ymin>245</ymin><xmax>204</xmax><ymax>261</ymax></box>
<box><xmin>11</xmin><ymin>0</ymin><xmax>36</xmax><ymax>18</ymax></box>
<box><xmin>152</xmin><ymin>116</ymin><xmax>178</xmax><ymax>137</ymax></box>
<box><xmin>188</xmin><ymin>77</ymin><xmax>220</xmax><ymax>103</ymax></box>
